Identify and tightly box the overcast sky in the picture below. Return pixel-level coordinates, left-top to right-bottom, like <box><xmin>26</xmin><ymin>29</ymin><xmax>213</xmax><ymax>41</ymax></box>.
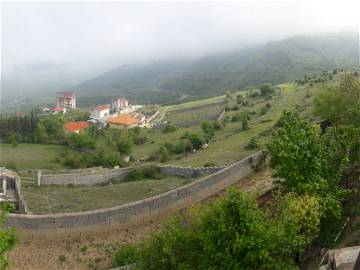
<box><xmin>1</xmin><ymin>0</ymin><xmax>359</xmax><ymax>95</ymax></box>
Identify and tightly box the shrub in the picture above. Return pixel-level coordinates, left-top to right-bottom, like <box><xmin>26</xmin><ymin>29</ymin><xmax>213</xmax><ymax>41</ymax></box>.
<box><xmin>242</xmin><ymin>117</ymin><xmax>250</xmax><ymax>130</ymax></box>
<box><xmin>203</xmin><ymin>161</ymin><xmax>217</xmax><ymax>167</ymax></box>
<box><xmin>0</xmin><ymin>202</ymin><xmax>16</xmax><ymax>213</ymax></box>
<box><xmin>246</xmin><ymin>137</ymin><xmax>260</xmax><ymax>149</ymax></box>
<box><xmin>162</xmin><ymin>124</ymin><xmax>177</xmax><ymax>134</ymax></box>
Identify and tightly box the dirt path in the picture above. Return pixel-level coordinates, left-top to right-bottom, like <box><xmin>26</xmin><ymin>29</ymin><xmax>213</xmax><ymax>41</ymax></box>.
<box><xmin>10</xmin><ymin>169</ymin><xmax>273</xmax><ymax>270</ymax></box>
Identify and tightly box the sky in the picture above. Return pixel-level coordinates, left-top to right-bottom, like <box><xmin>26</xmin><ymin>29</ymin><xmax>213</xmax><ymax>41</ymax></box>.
<box><xmin>1</xmin><ymin>0</ymin><xmax>360</xmax><ymax>97</ymax></box>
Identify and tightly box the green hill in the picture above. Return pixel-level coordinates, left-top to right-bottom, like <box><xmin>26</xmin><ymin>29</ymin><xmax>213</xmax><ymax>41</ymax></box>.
<box><xmin>74</xmin><ymin>32</ymin><xmax>358</xmax><ymax>106</ymax></box>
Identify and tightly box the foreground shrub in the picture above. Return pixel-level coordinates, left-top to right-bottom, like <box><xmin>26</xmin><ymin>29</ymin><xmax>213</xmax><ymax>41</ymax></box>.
<box><xmin>114</xmin><ymin>190</ymin><xmax>311</xmax><ymax>270</ymax></box>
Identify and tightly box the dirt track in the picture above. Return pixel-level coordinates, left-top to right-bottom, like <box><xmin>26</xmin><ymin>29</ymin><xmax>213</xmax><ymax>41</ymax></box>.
<box><xmin>10</xmin><ymin>169</ymin><xmax>273</xmax><ymax>270</ymax></box>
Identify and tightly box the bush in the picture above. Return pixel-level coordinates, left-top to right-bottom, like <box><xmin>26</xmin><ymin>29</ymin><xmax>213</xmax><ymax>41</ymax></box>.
<box><xmin>181</xmin><ymin>133</ymin><xmax>204</xmax><ymax>150</ymax></box>
<box><xmin>162</xmin><ymin>124</ymin><xmax>177</xmax><ymax>133</ymax></box>
<box><xmin>125</xmin><ymin>166</ymin><xmax>162</xmax><ymax>182</ymax></box>
<box><xmin>246</xmin><ymin>137</ymin><xmax>260</xmax><ymax>149</ymax></box>
<box><xmin>203</xmin><ymin>161</ymin><xmax>217</xmax><ymax>167</ymax></box>
<box><xmin>113</xmin><ymin>244</ymin><xmax>138</xmax><ymax>267</ymax></box>
<box><xmin>242</xmin><ymin>118</ymin><xmax>250</xmax><ymax>130</ymax></box>
<box><xmin>0</xmin><ymin>202</ymin><xmax>16</xmax><ymax>213</ymax></box>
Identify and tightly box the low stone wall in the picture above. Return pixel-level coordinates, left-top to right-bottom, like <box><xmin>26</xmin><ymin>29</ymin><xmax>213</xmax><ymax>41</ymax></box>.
<box><xmin>5</xmin><ymin>151</ymin><xmax>266</xmax><ymax>239</ymax></box>
<box><xmin>38</xmin><ymin>164</ymin><xmax>226</xmax><ymax>186</ymax></box>
<box><xmin>159</xmin><ymin>165</ymin><xmax>224</xmax><ymax>178</ymax></box>
<box><xmin>14</xmin><ymin>175</ymin><xmax>29</xmax><ymax>214</ymax></box>
<box><xmin>38</xmin><ymin>167</ymin><xmax>132</xmax><ymax>186</ymax></box>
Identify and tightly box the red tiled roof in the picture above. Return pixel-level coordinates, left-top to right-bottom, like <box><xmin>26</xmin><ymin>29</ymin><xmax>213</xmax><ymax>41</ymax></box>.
<box><xmin>64</xmin><ymin>121</ymin><xmax>89</xmax><ymax>132</ymax></box>
<box><xmin>107</xmin><ymin>114</ymin><xmax>137</xmax><ymax>126</ymax></box>
<box><xmin>50</xmin><ymin>107</ymin><xmax>65</xmax><ymax>111</ymax></box>
<box><xmin>57</xmin><ymin>91</ymin><xmax>75</xmax><ymax>97</ymax></box>
<box><xmin>95</xmin><ymin>105</ymin><xmax>110</xmax><ymax>111</ymax></box>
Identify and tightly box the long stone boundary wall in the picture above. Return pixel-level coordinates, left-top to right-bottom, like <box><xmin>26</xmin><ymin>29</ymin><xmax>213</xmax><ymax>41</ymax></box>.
<box><xmin>159</xmin><ymin>165</ymin><xmax>224</xmax><ymax>178</ymax></box>
<box><xmin>38</xmin><ymin>165</ymin><xmax>226</xmax><ymax>186</ymax></box>
<box><xmin>5</xmin><ymin>151</ymin><xmax>266</xmax><ymax>239</ymax></box>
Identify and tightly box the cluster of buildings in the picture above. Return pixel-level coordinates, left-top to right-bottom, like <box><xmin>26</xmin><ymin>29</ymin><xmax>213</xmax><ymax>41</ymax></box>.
<box><xmin>45</xmin><ymin>92</ymin><xmax>159</xmax><ymax>133</ymax></box>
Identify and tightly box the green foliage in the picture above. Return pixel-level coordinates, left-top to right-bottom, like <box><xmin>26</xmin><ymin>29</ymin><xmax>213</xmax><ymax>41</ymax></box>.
<box><xmin>35</xmin><ymin>115</ymin><xmax>65</xmax><ymax>144</ymax></box>
<box><xmin>267</xmin><ymin>111</ymin><xmax>347</xmax><ymax>243</ymax></box>
<box><xmin>162</xmin><ymin>124</ymin><xmax>178</xmax><ymax>134</ymax></box>
<box><xmin>158</xmin><ymin>146</ymin><xmax>170</xmax><ymax>163</ymax></box>
<box><xmin>6</xmin><ymin>133</ymin><xmax>21</xmax><ymax>147</ymax></box>
<box><xmin>259</xmin><ymin>83</ymin><xmax>274</xmax><ymax>97</ymax></box>
<box><xmin>203</xmin><ymin>161</ymin><xmax>217</xmax><ymax>167</ymax></box>
<box><xmin>0</xmin><ymin>202</ymin><xmax>16</xmax><ymax>214</ymax></box>
<box><xmin>117</xmin><ymin>134</ymin><xmax>134</xmax><ymax>156</ymax></box>
<box><xmin>246</xmin><ymin>137</ymin><xmax>260</xmax><ymax>149</ymax></box>
<box><xmin>125</xmin><ymin>166</ymin><xmax>162</xmax><ymax>182</ymax></box>
<box><xmin>0</xmin><ymin>212</ymin><xmax>18</xmax><ymax>269</ymax></box>
<box><xmin>67</xmin><ymin>133</ymin><xmax>96</xmax><ymax>151</ymax></box>
<box><xmin>114</xmin><ymin>190</ymin><xmax>310</xmax><ymax>270</ymax></box>
<box><xmin>242</xmin><ymin>117</ymin><xmax>250</xmax><ymax>130</ymax></box>
<box><xmin>113</xmin><ymin>244</ymin><xmax>138</xmax><ymax>267</ymax></box>
<box><xmin>181</xmin><ymin>132</ymin><xmax>204</xmax><ymax>150</ymax></box>
<box><xmin>314</xmin><ymin>74</ymin><xmax>360</xmax><ymax>127</ymax></box>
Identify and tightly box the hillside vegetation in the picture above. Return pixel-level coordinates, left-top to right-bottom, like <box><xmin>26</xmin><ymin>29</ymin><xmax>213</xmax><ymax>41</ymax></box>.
<box><xmin>74</xmin><ymin>32</ymin><xmax>358</xmax><ymax>106</ymax></box>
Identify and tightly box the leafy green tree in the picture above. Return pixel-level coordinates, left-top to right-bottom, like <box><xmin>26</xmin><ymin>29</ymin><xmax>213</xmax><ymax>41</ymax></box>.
<box><xmin>267</xmin><ymin>111</ymin><xmax>345</xmax><ymax>243</ymax></box>
<box><xmin>115</xmin><ymin>190</ymin><xmax>307</xmax><ymax>270</ymax></box>
<box><xmin>117</xmin><ymin>134</ymin><xmax>133</xmax><ymax>156</ymax></box>
<box><xmin>67</xmin><ymin>133</ymin><xmax>95</xmax><ymax>151</ymax></box>
<box><xmin>6</xmin><ymin>133</ymin><xmax>21</xmax><ymax>147</ymax></box>
<box><xmin>201</xmin><ymin>121</ymin><xmax>215</xmax><ymax>140</ymax></box>
<box><xmin>259</xmin><ymin>83</ymin><xmax>274</xmax><ymax>97</ymax></box>
<box><xmin>162</xmin><ymin>124</ymin><xmax>177</xmax><ymax>134</ymax></box>
<box><xmin>242</xmin><ymin>117</ymin><xmax>249</xmax><ymax>130</ymax></box>
<box><xmin>314</xmin><ymin>74</ymin><xmax>360</xmax><ymax>127</ymax></box>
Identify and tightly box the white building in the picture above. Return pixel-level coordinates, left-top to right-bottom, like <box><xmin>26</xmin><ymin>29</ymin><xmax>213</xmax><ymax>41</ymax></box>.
<box><xmin>90</xmin><ymin>105</ymin><xmax>111</xmax><ymax>119</ymax></box>
<box><xmin>56</xmin><ymin>91</ymin><xmax>76</xmax><ymax>109</ymax></box>
<box><xmin>111</xmin><ymin>98</ymin><xmax>129</xmax><ymax>112</ymax></box>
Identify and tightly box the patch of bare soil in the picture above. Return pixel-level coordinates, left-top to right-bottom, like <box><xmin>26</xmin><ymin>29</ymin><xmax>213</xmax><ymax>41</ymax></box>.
<box><xmin>10</xmin><ymin>168</ymin><xmax>273</xmax><ymax>270</ymax></box>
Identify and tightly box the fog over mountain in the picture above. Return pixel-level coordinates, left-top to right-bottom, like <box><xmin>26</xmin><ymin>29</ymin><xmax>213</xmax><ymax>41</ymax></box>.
<box><xmin>1</xmin><ymin>0</ymin><xmax>359</xmax><ymax>102</ymax></box>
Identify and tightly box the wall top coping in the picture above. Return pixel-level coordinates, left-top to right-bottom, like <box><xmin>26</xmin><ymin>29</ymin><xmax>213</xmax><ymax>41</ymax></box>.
<box><xmin>9</xmin><ymin>150</ymin><xmax>265</xmax><ymax>219</ymax></box>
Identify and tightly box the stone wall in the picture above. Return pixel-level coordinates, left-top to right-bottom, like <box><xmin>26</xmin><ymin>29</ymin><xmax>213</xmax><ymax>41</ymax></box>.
<box><xmin>38</xmin><ymin>164</ymin><xmax>226</xmax><ymax>186</ymax></box>
<box><xmin>5</xmin><ymin>151</ymin><xmax>266</xmax><ymax>239</ymax></box>
<box><xmin>159</xmin><ymin>165</ymin><xmax>224</xmax><ymax>178</ymax></box>
<box><xmin>39</xmin><ymin>167</ymin><xmax>133</xmax><ymax>186</ymax></box>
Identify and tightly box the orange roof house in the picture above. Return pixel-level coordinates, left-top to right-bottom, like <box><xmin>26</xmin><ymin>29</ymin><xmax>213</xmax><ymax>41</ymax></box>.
<box><xmin>107</xmin><ymin>114</ymin><xmax>137</xmax><ymax>128</ymax></box>
<box><xmin>64</xmin><ymin>121</ymin><xmax>89</xmax><ymax>133</ymax></box>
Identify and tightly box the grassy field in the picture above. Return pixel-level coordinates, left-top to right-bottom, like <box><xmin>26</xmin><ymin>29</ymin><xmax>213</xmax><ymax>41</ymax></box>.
<box><xmin>164</xmin><ymin>95</ymin><xmax>225</xmax><ymax>111</ymax></box>
<box><xmin>165</xmin><ymin>102</ymin><xmax>224</xmax><ymax>126</ymax></box>
<box><xmin>0</xmin><ymin>143</ymin><xmax>67</xmax><ymax>170</ymax></box>
<box><xmin>132</xmin><ymin>81</ymin><xmax>323</xmax><ymax>167</ymax></box>
<box><xmin>22</xmin><ymin>177</ymin><xmax>190</xmax><ymax>214</ymax></box>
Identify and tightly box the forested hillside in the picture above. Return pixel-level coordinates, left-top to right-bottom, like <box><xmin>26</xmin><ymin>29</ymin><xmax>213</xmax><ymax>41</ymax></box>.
<box><xmin>75</xmin><ymin>32</ymin><xmax>358</xmax><ymax>106</ymax></box>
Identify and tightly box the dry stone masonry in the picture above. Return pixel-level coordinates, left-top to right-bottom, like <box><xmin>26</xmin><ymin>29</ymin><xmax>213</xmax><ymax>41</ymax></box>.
<box><xmin>5</xmin><ymin>150</ymin><xmax>266</xmax><ymax>239</ymax></box>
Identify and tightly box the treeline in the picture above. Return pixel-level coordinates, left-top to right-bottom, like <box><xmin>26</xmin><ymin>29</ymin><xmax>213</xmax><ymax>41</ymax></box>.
<box><xmin>112</xmin><ymin>74</ymin><xmax>360</xmax><ymax>269</ymax></box>
<box><xmin>60</xmin><ymin>126</ymin><xmax>148</xmax><ymax>169</ymax></box>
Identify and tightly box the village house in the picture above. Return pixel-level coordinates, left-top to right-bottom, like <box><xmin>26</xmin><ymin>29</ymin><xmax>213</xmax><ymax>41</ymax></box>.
<box><xmin>48</xmin><ymin>107</ymin><xmax>67</xmax><ymax>114</ymax></box>
<box><xmin>111</xmin><ymin>98</ymin><xmax>129</xmax><ymax>112</ymax></box>
<box><xmin>90</xmin><ymin>105</ymin><xmax>110</xmax><ymax>119</ymax></box>
<box><xmin>56</xmin><ymin>91</ymin><xmax>76</xmax><ymax>109</ymax></box>
<box><xmin>64</xmin><ymin>121</ymin><xmax>89</xmax><ymax>133</ymax></box>
<box><xmin>107</xmin><ymin>114</ymin><xmax>137</xmax><ymax>129</ymax></box>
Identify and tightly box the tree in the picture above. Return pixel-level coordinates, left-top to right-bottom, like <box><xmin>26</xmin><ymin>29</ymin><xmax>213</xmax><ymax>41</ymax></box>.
<box><xmin>115</xmin><ymin>190</ymin><xmax>307</xmax><ymax>270</ymax></box>
<box><xmin>314</xmin><ymin>74</ymin><xmax>360</xmax><ymax>127</ymax></box>
<box><xmin>117</xmin><ymin>134</ymin><xmax>134</xmax><ymax>156</ymax></box>
<box><xmin>267</xmin><ymin>111</ymin><xmax>346</xmax><ymax>243</ymax></box>
<box><xmin>67</xmin><ymin>133</ymin><xmax>95</xmax><ymax>151</ymax></box>
<box><xmin>259</xmin><ymin>83</ymin><xmax>274</xmax><ymax>97</ymax></box>
<box><xmin>242</xmin><ymin>117</ymin><xmax>249</xmax><ymax>130</ymax></box>
<box><xmin>201</xmin><ymin>121</ymin><xmax>215</xmax><ymax>141</ymax></box>
<box><xmin>6</xmin><ymin>133</ymin><xmax>21</xmax><ymax>147</ymax></box>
